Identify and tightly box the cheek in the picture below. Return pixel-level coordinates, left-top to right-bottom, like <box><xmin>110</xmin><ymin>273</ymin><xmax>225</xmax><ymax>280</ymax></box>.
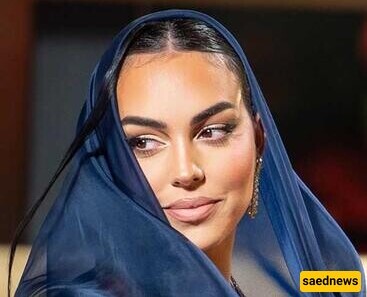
<box><xmin>210</xmin><ymin>136</ymin><xmax>256</xmax><ymax>195</ymax></box>
<box><xmin>134</xmin><ymin>157</ymin><xmax>169</xmax><ymax>203</ymax></box>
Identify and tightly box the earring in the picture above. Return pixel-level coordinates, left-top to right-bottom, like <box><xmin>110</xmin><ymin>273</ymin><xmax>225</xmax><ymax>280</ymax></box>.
<box><xmin>247</xmin><ymin>157</ymin><xmax>263</xmax><ymax>219</ymax></box>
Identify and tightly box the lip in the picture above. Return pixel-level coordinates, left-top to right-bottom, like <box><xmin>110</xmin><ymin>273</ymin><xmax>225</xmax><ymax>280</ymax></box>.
<box><xmin>162</xmin><ymin>197</ymin><xmax>222</xmax><ymax>224</ymax></box>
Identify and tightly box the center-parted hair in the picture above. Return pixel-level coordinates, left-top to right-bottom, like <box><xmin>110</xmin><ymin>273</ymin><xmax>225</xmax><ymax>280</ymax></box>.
<box><xmin>118</xmin><ymin>19</ymin><xmax>252</xmax><ymax>114</ymax></box>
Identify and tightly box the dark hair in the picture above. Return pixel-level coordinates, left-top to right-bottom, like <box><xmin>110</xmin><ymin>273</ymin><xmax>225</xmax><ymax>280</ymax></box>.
<box><xmin>116</xmin><ymin>19</ymin><xmax>252</xmax><ymax>112</ymax></box>
<box><xmin>8</xmin><ymin>18</ymin><xmax>252</xmax><ymax>297</ymax></box>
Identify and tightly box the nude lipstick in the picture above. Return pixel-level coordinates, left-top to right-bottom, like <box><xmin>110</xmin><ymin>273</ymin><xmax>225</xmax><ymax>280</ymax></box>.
<box><xmin>162</xmin><ymin>197</ymin><xmax>222</xmax><ymax>224</ymax></box>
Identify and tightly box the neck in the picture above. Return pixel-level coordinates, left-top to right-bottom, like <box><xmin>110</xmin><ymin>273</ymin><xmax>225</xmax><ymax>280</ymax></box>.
<box><xmin>204</xmin><ymin>230</ymin><xmax>235</xmax><ymax>281</ymax></box>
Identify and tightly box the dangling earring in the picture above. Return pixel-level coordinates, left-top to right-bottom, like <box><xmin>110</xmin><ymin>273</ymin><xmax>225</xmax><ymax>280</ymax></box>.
<box><xmin>247</xmin><ymin>156</ymin><xmax>263</xmax><ymax>219</ymax></box>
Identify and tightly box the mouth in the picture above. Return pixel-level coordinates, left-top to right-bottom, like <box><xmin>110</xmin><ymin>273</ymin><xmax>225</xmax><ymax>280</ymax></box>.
<box><xmin>162</xmin><ymin>197</ymin><xmax>222</xmax><ymax>224</ymax></box>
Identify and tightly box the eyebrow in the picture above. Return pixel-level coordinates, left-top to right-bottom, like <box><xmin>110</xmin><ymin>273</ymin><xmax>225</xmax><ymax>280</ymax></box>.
<box><xmin>121</xmin><ymin>116</ymin><xmax>167</xmax><ymax>130</ymax></box>
<box><xmin>190</xmin><ymin>101</ymin><xmax>235</xmax><ymax>126</ymax></box>
<box><xmin>120</xmin><ymin>101</ymin><xmax>235</xmax><ymax>130</ymax></box>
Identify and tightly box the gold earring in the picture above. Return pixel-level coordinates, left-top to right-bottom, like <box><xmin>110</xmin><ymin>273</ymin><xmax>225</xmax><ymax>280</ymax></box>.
<box><xmin>247</xmin><ymin>157</ymin><xmax>263</xmax><ymax>219</ymax></box>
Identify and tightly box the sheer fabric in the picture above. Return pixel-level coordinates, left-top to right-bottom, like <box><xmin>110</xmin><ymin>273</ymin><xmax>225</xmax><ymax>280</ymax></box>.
<box><xmin>16</xmin><ymin>9</ymin><xmax>365</xmax><ymax>296</ymax></box>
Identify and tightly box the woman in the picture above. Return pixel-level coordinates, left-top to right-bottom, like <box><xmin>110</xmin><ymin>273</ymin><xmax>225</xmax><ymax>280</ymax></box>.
<box><xmin>9</xmin><ymin>9</ymin><xmax>365</xmax><ymax>296</ymax></box>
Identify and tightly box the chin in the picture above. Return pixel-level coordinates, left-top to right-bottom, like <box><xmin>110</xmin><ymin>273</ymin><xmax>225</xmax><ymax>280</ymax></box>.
<box><xmin>176</xmin><ymin>223</ymin><xmax>230</xmax><ymax>252</ymax></box>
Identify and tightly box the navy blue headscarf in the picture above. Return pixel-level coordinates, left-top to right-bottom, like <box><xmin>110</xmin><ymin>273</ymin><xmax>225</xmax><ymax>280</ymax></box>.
<box><xmin>15</xmin><ymin>9</ymin><xmax>365</xmax><ymax>296</ymax></box>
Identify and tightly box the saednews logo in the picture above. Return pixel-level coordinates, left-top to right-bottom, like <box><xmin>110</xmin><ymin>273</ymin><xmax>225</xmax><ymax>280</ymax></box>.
<box><xmin>300</xmin><ymin>271</ymin><xmax>362</xmax><ymax>292</ymax></box>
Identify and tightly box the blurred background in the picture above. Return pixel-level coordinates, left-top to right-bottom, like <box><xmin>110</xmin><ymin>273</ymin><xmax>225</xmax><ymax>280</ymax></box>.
<box><xmin>1</xmin><ymin>0</ymin><xmax>366</xmax><ymax>294</ymax></box>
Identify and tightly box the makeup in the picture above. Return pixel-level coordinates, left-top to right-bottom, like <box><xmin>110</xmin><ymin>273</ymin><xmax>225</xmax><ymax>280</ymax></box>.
<box><xmin>162</xmin><ymin>197</ymin><xmax>222</xmax><ymax>224</ymax></box>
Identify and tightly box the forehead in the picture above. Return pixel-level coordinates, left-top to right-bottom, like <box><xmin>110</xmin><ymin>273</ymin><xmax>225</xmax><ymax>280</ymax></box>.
<box><xmin>116</xmin><ymin>51</ymin><xmax>242</xmax><ymax>120</ymax></box>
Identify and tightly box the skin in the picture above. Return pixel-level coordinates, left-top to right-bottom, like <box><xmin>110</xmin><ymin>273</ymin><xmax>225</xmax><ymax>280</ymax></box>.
<box><xmin>117</xmin><ymin>51</ymin><xmax>264</xmax><ymax>281</ymax></box>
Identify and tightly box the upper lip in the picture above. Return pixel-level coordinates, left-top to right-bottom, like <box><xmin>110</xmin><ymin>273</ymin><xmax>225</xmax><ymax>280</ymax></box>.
<box><xmin>162</xmin><ymin>196</ymin><xmax>222</xmax><ymax>209</ymax></box>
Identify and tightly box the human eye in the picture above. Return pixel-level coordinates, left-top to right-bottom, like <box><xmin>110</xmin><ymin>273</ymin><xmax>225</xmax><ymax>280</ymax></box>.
<box><xmin>196</xmin><ymin>123</ymin><xmax>237</xmax><ymax>146</ymax></box>
<box><xmin>126</xmin><ymin>136</ymin><xmax>165</xmax><ymax>158</ymax></box>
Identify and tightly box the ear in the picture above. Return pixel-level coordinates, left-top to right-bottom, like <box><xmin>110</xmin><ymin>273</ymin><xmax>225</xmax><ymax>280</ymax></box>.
<box><xmin>253</xmin><ymin>113</ymin><xmax>265</xmax><ymax>157</ymax></box>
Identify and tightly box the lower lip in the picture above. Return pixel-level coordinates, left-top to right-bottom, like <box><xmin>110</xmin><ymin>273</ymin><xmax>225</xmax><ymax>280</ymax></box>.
<box><xmin>164</xmin><ymin>201</ymin><xmax>220</xmax><ymax>224</ymax></box>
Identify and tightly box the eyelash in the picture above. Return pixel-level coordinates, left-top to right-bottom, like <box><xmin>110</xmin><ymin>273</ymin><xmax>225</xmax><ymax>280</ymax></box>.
<box><xmin>126</xmin><ymin>122</ymin><xmax>237</xmax><ymax>158</ymax></box>
<box><xmin>196</xmin><ymin>123</ymin><xmax>236</xmax><ymax>146</ymax></box>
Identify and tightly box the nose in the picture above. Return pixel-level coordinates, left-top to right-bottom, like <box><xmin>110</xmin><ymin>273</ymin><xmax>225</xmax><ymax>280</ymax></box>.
<box><xmin>171</xmin><ymin>142</ymin><xmax>205</xmax><ymax>189</ymax></box>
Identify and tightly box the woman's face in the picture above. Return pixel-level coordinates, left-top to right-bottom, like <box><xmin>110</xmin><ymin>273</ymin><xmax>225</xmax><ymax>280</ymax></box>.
<box><xmin>117</xmin><ymin>51</ymin><xmax>258</xmax><ymax>252</ymax></box>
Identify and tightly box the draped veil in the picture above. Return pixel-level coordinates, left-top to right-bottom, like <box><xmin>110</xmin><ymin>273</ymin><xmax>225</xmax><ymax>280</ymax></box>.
<box><xmin>15</xmin><ymin>9</ymin><xmax>365</xmax><ymax>297</ymax></box>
